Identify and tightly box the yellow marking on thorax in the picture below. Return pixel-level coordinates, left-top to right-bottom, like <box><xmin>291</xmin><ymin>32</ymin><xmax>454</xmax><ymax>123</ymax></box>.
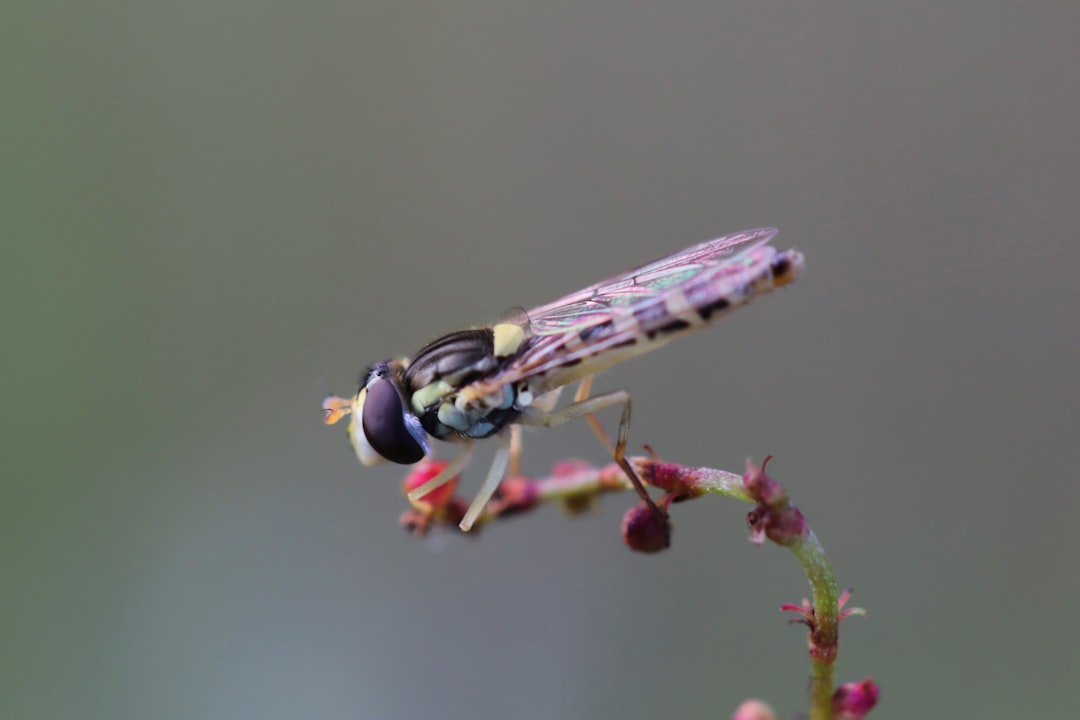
<box><xmin>493</xmin><ymin>323</ymin><xmax>525</xmax><ymax>357</ymax></box>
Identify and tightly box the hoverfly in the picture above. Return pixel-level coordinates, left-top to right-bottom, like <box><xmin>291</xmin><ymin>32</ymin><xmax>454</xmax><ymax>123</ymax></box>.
<box><xmin>323</xmin><ymin>228</ymin><xmax>803</xmax><ymax>541</ymax></box>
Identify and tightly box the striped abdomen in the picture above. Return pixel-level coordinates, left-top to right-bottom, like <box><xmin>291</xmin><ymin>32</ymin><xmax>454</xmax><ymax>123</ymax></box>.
<box><xmin>536</xmin><ymin>246</ymin><xmax>804</xmax><ymax>389</ymax></box>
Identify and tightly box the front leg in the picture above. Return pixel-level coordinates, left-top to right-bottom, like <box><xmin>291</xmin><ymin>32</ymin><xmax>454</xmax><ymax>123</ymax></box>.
<box><xmin>406</xmin><ymin>441</ymin><xmax>475</xmax><ymax>502</ymax></box>
<box><xmin>459</xmin><ymin>434</ymin><xmax>513</xmax><ymax>532</ymax></box>
<box><xmin>520</xmin><ymin>390</ymin><xmax>670</xmax><ymax>543</ymax></box>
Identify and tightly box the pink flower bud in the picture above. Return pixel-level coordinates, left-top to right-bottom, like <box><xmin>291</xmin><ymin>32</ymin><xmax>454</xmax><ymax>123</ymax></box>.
<box><xmin>742</xmin><ymin>456</ymin><xmax>787</xmax><ymax>508</ymax></box>
<box><xmin>746</xmin><ymin>503</ymin><xmax>808</xmax><ymax>546</ymax></box>
<box><xmin>621</xmin><ymin>503</ymin><xmax>671</xmax><ymax>553</ymax></box>
<box><xmin>731</xmin><ymin>698</ymin><xmax>778</xmax><ymax>720</ymax></box>
<box><xmin>833</xmin><ymin>677</ymin><xmax>880</xmax><ymax>719</ymax></box>
<box><xmin>638</xmin><ymin>460</ymin><xmax>708</xmax><ymax>499</ymax></box>
<box><xmin>492</xmin><ymin>476</ymin><xmax>540</xmax><ymax>516</ymax></box>
<box><xmin>402</xmin><ymin>460</ymin><xmax>458</xmax><ymax>511</ymax></box>
<box><xmin>743</xmin><ymin>458</ymin><xmax>807</xmax><ymax>546</ymax></box>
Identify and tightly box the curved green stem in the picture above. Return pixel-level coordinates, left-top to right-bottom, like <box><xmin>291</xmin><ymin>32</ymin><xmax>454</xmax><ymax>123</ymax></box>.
<box><xmin>789</xmin><ymin>530</ymin><xmax>840</xmax><ymax>720</ymax></box>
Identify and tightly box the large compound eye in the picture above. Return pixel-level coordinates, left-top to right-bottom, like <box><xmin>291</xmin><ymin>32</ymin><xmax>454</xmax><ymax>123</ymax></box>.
<box><xmin>361</xmin><ymin>377</ymin><xmax>425</xmax><ymax>464</ymax></box>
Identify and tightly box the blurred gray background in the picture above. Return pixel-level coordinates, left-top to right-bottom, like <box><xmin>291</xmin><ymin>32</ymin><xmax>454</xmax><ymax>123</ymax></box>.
<box><xmin>6</xmin><ymin>2</ymin><xmax>1079</xmax><ymax>718</ymax></box>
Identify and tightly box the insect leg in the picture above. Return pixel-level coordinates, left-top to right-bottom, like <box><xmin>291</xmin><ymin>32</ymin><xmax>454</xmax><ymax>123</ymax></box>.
<box><xmin>459</xmin><ymin>434</ymin><xmax>513</xmax><ymax>532</ymax></box>
<box><xmin>507</xmin><ymin>424</ymin><xmax>523</xmax><ymax>478</ymax></box>
<box><xmin>573</xmin><ymin>376</ymin><xmax>613</xmax><ymax>453</ymax></box>
<box><xmin>521</xmin><ymin>391</ymin><xmax>669</xmax><ymax>539</ymax></box>
<box><xmin>406</xmin><ymin>441</ymin><xmax>475</xmax><ymax>502</ymax></box>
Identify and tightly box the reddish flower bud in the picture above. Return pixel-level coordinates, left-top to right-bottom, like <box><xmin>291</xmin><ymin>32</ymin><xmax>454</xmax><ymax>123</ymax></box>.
<box><xmin>638</xmin><ymin>460</ymin><xmax>708</xmax><ymax>499</ymax></box>
<box><xmin>490</xmin><ymin>476</ymin><xmax>540</xmax><ymax>516</ymax></box>
<box><xmin>402</xmin><ymin>460</ymin><xmax>459</xmax><ymax>512</ymax></box>
<box><xmin>621</xmin><ymin>503</ymin><xmax>671</xmax><ymax>553</ymax></box>
<box><xmin>750</xmin><ymin>505</ymin><xmax>808</xmax><ymax>546</ymax></box>
<box><xmin>742</xmin><ymin>456</ymin><xmax>787</xmax><ymax>507</ymax></box>
<box><xmin>731</xmin><ymin>698</ymin><xmax>778</xmax><ymax>720</ymax></box>
<box><xmin>833</xmin><ymin>678</ymin><xmax>879</xmax><ymax>719</ymax></box>
<box><xmin>743</xmin><ymin>458</ymin><xmax>807</xmax><ymax>546</ymax></box>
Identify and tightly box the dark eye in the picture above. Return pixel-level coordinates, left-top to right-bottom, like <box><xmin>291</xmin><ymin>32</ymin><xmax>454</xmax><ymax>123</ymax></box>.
<box><xmin>361</xmin><ymin>377</ymin><xmax>425</xmax><ymax>464</ymax></box>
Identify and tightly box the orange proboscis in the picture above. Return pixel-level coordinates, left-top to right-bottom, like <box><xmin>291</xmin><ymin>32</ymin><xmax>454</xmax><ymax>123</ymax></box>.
<box><xmin>321</xmin><ymin>395</ymin><xmax>353</xmax><ymax>425</ymax></box>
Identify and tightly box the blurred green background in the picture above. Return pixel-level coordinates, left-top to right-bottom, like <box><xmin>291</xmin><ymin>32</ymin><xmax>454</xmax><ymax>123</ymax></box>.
<box><xmin>6</xmin><ymin>2</ymin><xmax>1079</xmax><ymax>718</ymax></box>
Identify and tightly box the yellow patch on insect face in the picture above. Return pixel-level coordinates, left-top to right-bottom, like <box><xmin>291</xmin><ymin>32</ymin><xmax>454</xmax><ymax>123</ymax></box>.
<box><xmin>492</xmin><ymin>322</ymin><xmax>525</xmax><ymax>358</ymax></box>
<box><xmin>341</xmin><ymin>388</ymin><xmax>387</xmax><ymax>466</ymax></box>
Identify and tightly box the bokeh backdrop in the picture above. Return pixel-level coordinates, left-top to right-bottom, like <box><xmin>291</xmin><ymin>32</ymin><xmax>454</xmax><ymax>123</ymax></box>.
<box><xmin>6</xmin><ymin>2</ymin><xmax>1079</xmax><ymax>718</ymax></box>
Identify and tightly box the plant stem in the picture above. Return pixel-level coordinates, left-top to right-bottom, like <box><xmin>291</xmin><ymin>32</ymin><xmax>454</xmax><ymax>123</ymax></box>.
<box><xmin>790</xmin><ymin>530</ymin><xmax>840</xmax><ymax>720</ymax></box>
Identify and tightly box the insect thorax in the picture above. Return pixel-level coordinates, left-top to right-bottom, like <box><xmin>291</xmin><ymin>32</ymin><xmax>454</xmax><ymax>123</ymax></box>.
<box><xmin>403</xmin><ymin>328</ymin><xmax>527</xmax><ymax>441</ymax></box>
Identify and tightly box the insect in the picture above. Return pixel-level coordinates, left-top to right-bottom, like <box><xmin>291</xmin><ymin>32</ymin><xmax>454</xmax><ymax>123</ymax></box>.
<box><xmin>322</xmin><ymin>228</ymin><xmax>804</xmax><ymax>540</ymax></box>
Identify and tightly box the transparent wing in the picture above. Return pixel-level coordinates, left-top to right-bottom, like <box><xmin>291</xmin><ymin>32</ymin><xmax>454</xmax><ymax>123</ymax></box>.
<box><xmin>525</xmin><ymin>227</ymin><xmax>777</xmax><ymax>336</ymax></box>
<box><xmin>463</xmin><ymin>229</ymin><xmax>783</xmax><ymax>397</ymax></box>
